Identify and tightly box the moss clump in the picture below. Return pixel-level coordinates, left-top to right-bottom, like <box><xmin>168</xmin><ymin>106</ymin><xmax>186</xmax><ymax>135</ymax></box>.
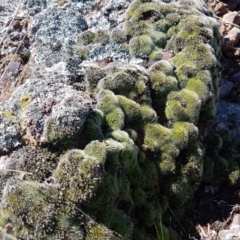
<box><xmin>129</xmin><ymin>35</ymin><xmax>154</xmax><ymax>58</ymax></box>
<box><xmin>140</xmin><ymin>104</ymin><xmax>157</xmax><ymax>123</ymax></box>
<box><xmin>149</xmin><ymin>60</ymin><xmax>178</xmax><ymax>107</ymax></box>
<box><xmin>165</xmin><ymin>89</ymin><xmax>201</xmax><ymax>123</ymax></box>
<box><xmin>73</xmin><ymin>46</ymin><xmax>91</xmax><ymax>61</ymax></box>
<box><xmin>6</xmin><ymin>146</ymin><xmax>57</xmax><ymax>182</ymax></box>
<box><xmin>0</xmin><ymin>181</ymin><xmax>58</xmax><ymax>239</ymax></box>
<box><xmin>86</xmin><ymin>224</ymin><xmax>114</xmax><ymax>240</ymax></box>
<box><xmin>77</xmin><ymin>31</ymin><xmax>96</xmax><ymax>45</ymax></box>
<box><xmin>110</xmin><ymin>29</ymin><xmax>127</xmax><ymax>44</ymax></box>
<box><xmin>171</xmin><ymin>44</ymin><xmax>217</xmax><ymax>71</ymax></box>
<box><xmin>96</xmin><ymin>64</ymin><xmax>150</xmax><ymax>103</ymax></box>
<box><xmin>43</xmin><ymin>118</ymin><xmax>76</xmax><ymax>147</ymax></box>
<box><xmin>144</xmin><ymin>123</ymin><xmax>171</xmax><ymax>152</ymax></box>
<box><xmin>82</xmin><ymin>119</ymin><xmax>104</xmax><ymax>142</ymax></box>
<box><xmin>19</xmin><ymin>95</ymin><xmax>31</xmax><ymax>109</ymax></box>
<box><xmin>97</xmin><ymin>90</ymin><xmax>124</xmax><ymax>131</ymax></box>
<box><xmin>94</xmin><ymin>30</ymin><xmax>109</xmax><ymax>45</ymax></box>
<box><xmin>86</xmin><ymin>66</ymin><xmax>106</xmax><ymax>90</ymax></box>
<box><xmin>117</xmin><ymin>95</ymin><xmax>141</xmax><ymax>125</ymax></box>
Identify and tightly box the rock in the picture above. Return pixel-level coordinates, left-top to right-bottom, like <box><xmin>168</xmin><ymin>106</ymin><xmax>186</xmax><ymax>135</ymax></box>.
<box><xmin>227</xmin><ymin>2</ymin><xmax>238</xmax><ymax>11</ymax></box>
<box><xmin>218</xmin><ymin>216</ymin><xmax>240</xmax><ymax>240</ymax></box>
<box><xmin>214</xmin><ymin>2</ymin><xmax>228</xmax><ymax>16</ymax></box>
<box><xmin>222</xmin><ymin>27</ymin><xmax>240</xmax><ymax>51</ymax></box>
<box><xmin>219</xmin><ymin>78</ymin><xmax>234</xmax><ymax>98</ymax></box>
<box><xmin>232</xmin><ymin>71</ymin><xmax>240</xmax><ymax>80</ymax></box>
<box><xmin>218</xmin><ymin>228</ymin><xmax>240</xmax><ymax>240</ymax></box>
<box><xmin>223</xmin><ymin>12</ymin><xmax>240</xmax><ymax>25</ymax></box>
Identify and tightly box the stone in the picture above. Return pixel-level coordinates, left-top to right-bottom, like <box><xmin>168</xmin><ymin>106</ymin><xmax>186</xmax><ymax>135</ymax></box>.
<box><xmin>222</xmin><ymin>27</ymin><xmax>240</xmax><ymax>51</ymax></box>
<box><xmin>223</xmin><ymin>11</ymin><xmax>240</xmax><ymax>25</ymax></box>
<box><xmin>219</xmin><ymin>78</ymin><xmax>234</xmax><ymax>98</ymax></box>
<box><xmin>232</xmin><ymin>71</ymin><xmax>240</xmax><ymax>80</ymax></box>
<box><xmin>214</xmin><ymin>2</ymin><xmax>228</xmax><ymax>16</ymax></box>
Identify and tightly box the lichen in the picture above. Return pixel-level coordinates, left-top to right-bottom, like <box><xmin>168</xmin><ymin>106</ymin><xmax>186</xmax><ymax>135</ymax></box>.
<box><xmin>19</xmin><ymin>95</ymin><xmax>31</xmax><ymax>109</ymax></box>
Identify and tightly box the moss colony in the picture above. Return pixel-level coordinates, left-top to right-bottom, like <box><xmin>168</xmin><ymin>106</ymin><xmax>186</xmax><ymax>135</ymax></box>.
<box><xmin>0</xmin><ymin>0</ymin><xmax>238</xmax><ymax>239</ymax></box>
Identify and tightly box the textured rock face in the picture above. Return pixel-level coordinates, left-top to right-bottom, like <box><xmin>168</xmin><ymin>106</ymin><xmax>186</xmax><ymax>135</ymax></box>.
<box><xmin>0</xmin><ymin>0</ymin><xmax>237</xmax><ymax>239</ymax></box>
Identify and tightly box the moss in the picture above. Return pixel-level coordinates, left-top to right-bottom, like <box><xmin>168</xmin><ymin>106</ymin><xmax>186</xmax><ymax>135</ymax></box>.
<box><xmin>106</xmin><ymin>130</ymin><xmax>131</xmax><ymax>143</ymax></box>
<box><xmin>149</xmin><ymin>50</ymin><xmax>163</xmax><ymax>60</ymax></box>
<box><xmin>73</xmin><ymin>46</ymin><xmax>91</xmax><ymax>61</ymax></box>
<box><xmin>186</xmin><ymin>79</ymin><xmax>211</xmax><ymax>103</ymax></box>
<box><xmin>19</xmin><ymin>94</ymin><xmax>31</xmax><ymax>109</ymax></box>
<box><xmin>105</xmin><ymin>108</ymin><xmax>125</xmax><ymax>131</ymax></box>
<box><xmin>129</xmin><ymin>35</ymin><xmax>154</xmax><ymax>58</ymax></box>
<box><xmin>174</xmin><ymin>64</ymin><xmax>198</xmax><ymax>89</ymax></box>
<box><xmin>140</xmin><ymin>104</ymin><xmax>157</xmax><ymax>124</ymax></box>
<box><xmin>132</xmin><ymin>186</ymin><xmax>146</xmax><ymax>205</ymax></box>
<box><xmin>82</xmin><ymin>119</ymin><xmax>104</xmax><ymax>142</ymax></box>
<box><xmin>124</xmin><ymin>128</ymin><xmax>138</xmax><ymax>141</ymax></box>
<box><xmin>86</xmin><ymin>224</ymin><xmax>113</xmax><ymax>240</ymax></box>
<box><xmin>107</xmin><ymin>210</ymin><xmax>133</xmax><ymax>239</ymax></box>
<box><xmin>91</xmin><ymin>109</ymin><xmax>104</xmax><ymax>127</ymax></box>
<box><xmin>149</xmin><ymin>60</ymin><xmax>174</xmax><ymax>76</ymax></box>
<box><xmin>181</xmin><ymin>142</ymin><xmax>204</xmax><ymax>180</ymax></box>
<box><xmin>44</xmin><ymin>118</ymin><xmax>76</xmax><ymax>147</ymax></box>
<box><xmin>166</xmin><ymin>16</ymin><xmax>215</xmax><ymax>52</ymax></box>
<box><xmin>84</xmin><ymin>140</ymin><xmax>107</xmax><ymax>163</ymax></box>
<box><xmin>228</xmin><ymin>169</ymin><xmax>240</xmax><ymax>185</ymax></box>
<box><xmin>137</xmin><ymin>202</ymin><xmax>157</xmax><ymax>227</ymax></box>
<box><xmin>7</xmin><ymin>146</ymin><xmax>57</xmax><ymax>182</ymax></box>
<box><xmin>86</xmin><ymin>66</ymin><xmax>106</xmax><ymax>90</ymax></box>
<box><xmin>97</xmin><ymin>90</ymin><xmax>120</xmax><ymax>114</ymax></box>
<box><xmin>202</xmin><ymin>157</ymin><xmax>214</xmax><ymax>182</ymax></box>
<box><xmin>0</xmin><ymin>180</ymin><xmax>58</xmax><ymax>239</ymax></box>
<box><xmin>150</xmin><ymin>30</ymin><xmax>167</xmax><ymax>48</ymax></box>
<box><xmin>125</xmin><ymin>1</ymin><xmax>161</xmax><ymax>21</ymax></box>
<box><xmin>144</xmin><ymin>123</ymin><xmax>171</xmax><ymax>151</ymax></box>
<box><xmin>94</xmin><ymin>30</ymin><xmax>109</xmax><ymax>45</ymax></box>
<box><xmin>171</xmin><ymin>125</ymin><xmax>189</xmax><ymax>150</ymax></box>
<box><xmin>159</xmin><ymin>153</ymin><xmax>176</xmax><ymax>174</ymax></box>
<box><xmin>149</xmin><ymin>61</ymin><xmax>178</xmax><ymax>98</ymax></box>
<box><xmin>171</xmin><ymin>44</ymin><xmax>217</xmax><ymax>71</ymax></box>
<box><xmin>77</xmin><ymin>31</ymin><xmax>96</xmax><ymax>45</ymax></box>
<box><xmin>98</xmin><ymin>72</ymin><xmax>135</xmax><ymax>97</ymax></box>
<box><xmin>20</xmin><ymin>50</ymin><xmax>31</xmax><ymax>63</ymax></box>
<box><xmin>117</xmin><ymin>95</ymin><xmax>141</xmax><ymax>124</ymax></box>
<box><xmin>205</xmin><ymin>134</ymin><xmax>223</xmax><ymax>151</ymax></box>
<box><xmin>110</xmin><ymin>29</ymin><xmax>127</xmax><ymax>44</ymax></box>
<box><xmin>165</xmin><ymin>89</ymin><xmax>201</xmax><ymax>123</ymax></box>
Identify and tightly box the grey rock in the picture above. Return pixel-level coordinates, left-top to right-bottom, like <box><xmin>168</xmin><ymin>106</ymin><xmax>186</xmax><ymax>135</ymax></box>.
<box><xmin>218</xmin><ymin>228</ymin><xmax>240</xmax><ymax>240</ymax></box>
<box><xmin>232</xmin><ymin>71</ymin><xmax>240</xmax><ymax>81</ymax></box>
<box><xmin>219</xmin><ymin>78</ymin><xmax>234</xmax><ymax>98</ymax></box>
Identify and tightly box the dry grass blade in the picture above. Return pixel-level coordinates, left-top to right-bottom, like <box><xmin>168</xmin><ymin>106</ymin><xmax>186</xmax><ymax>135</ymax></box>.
<box><xmin>214</xmin><ymin>15</ymin><xmax>240</xmax><ymax>29</ymax></box>
<box><xmin>0</xmin><ymin>2</ymin><xmax>22</xmax><ymax>46</ymax></box>
<box><xmin>0</xmin><ymin>168</ymin><xmax>32</xmax><ymax>174</ymax></box>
